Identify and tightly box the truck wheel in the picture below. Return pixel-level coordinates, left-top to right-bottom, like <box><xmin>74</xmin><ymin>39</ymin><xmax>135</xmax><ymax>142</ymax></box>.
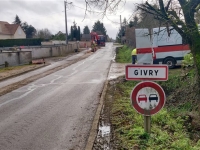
<box><xmin>163</xmin><ymin>58</ymin><xmax>176</xmax><ymax>69</ymax></box>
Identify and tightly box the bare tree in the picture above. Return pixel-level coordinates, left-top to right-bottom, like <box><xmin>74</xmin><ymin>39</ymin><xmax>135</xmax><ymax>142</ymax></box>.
<box><xmin>35</xmin><ymin>28</ymin><xmax>52</xmax><ymax>39</ymax></box>
<box><xmin>85</xmin><ymin>0</ymin><xmax>200</xmax><ymax>94</ymax></box>
<box><xmin>84</xmin><ymin>0</ymin><xmax>126</xmax><ymax>16</ymax></box>
<box><xmin>136</xmin><ymin>0</ymin><xmax>200</xmax><ymax>90</ymax></box>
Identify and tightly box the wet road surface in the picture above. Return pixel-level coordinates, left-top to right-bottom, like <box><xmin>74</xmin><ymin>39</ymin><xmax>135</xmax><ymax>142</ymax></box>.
<box><xmin>0</xmin><ymin>43</ymin><xmax>115</xmax><ymax>150</ymax></box>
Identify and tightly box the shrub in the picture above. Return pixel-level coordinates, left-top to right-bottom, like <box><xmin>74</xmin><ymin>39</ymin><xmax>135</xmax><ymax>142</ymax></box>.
<box><xmin>182</xmin><ymin>53</ymin><xmax>194</xmax><ymax>67</ymax></box>
<box><xmin>115</xmin><ymin>45</ymin><xmax>132</xmax><ymax>63</ymax></box>
<box><xmin>0</xmin><ymin>38</ymin><xmax>43</xmax><ymax>47</ymax></box>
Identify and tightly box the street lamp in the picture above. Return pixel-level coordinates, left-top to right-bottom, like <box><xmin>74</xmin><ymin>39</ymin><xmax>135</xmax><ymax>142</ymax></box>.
<box><xmin>64</xmin><ymin>0</ymin><xmax>72</xmax><ymax>44</ymax></box>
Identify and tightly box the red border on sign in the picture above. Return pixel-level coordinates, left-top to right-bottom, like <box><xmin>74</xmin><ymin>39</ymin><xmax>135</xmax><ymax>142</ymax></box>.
<box><xmin>130</xmin><ymin>81</ymin><xmax>166</xmax><ymax>116</ymax></box>
<box><xmin>125</xmin><ymin>65</ymin><xmax>168</xmax><ymax>81</ymax></box>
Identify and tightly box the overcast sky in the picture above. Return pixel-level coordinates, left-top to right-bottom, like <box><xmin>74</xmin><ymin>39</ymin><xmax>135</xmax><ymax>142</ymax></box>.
<box><xmin>0</xmin><ymin>0</ymin><xmax>141</xmax><ymax>39</ymax></box>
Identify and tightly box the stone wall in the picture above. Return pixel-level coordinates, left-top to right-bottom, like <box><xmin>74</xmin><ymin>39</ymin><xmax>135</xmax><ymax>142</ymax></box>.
<box><xmin>0</xmin><ymin>43</ymin><xmax>79</xmax><ymax>67</ymax></box>
<box><xmin>41</xmin><ymin>41</ymin><xmax>91</xmax><ymax>48</ymax></box>
<box><xmin>0</xmin><ymin>51</ymin><xmax>32</xmax><ymax>67</ymax></box>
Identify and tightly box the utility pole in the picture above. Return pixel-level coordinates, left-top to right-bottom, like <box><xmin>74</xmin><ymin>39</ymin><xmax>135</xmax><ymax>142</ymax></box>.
<box><xmin>120</xmin><ymin>15</ymin><xmax>122</xmax><ymax>44</ymax></box>
<box><xmin>64</xmin><ymin>0</ymin><xmax>68</xmax><ymax>44</ymax></box>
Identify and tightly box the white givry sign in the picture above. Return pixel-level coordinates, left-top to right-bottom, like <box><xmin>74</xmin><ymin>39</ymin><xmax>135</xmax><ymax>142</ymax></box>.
<box><xmin>125</xmin><ymin>65</ymin><xmax>168</xmax><ymax>81</ymax></box>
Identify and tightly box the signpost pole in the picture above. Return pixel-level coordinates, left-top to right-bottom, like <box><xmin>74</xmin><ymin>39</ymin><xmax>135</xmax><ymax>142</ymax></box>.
<box><xmin>144</xmin><ymin>116</ymin><xmax>151</xmax><ymax>133</ymax></box>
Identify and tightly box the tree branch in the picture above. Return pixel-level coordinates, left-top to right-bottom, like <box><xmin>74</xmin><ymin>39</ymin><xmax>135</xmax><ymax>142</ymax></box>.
<box><xmin>159</xmin><ymin>0</ymin><xmax>167</xmax><ymax>16</ymax></box>
<box><xmin>191</xmin><ymin>0</ymin><xmax>200</xmax><ymax>10</ymax></box>
<box><xmin>149</xmin><ymin>2</ymin><xmax>168</xmax><ymax>20</ymax></box>
<box><xmin>165</xmin><ymin>0</ymin><xmax>172</xmax><ymax>11</ymax></box>
<box><xmin>178</xmin><ymin>0</ymin><xmax>186</xmax><ymax>6</ymax></box>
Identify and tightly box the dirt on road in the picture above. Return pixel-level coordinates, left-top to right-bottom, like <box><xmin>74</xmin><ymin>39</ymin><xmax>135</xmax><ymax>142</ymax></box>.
<box><xmin>0</xmin><ymin>51</ymin><xmax>93</xmax><ymax>97</ymax></box>
<box><xmin>0</xmin><ymin>48</ymin><xmax>128</xmax><ymax>149</ymax></box>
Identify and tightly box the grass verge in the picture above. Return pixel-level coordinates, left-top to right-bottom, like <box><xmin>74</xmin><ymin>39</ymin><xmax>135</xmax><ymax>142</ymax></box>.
<box><xmin>109</xmin><ymin>45</ymin><xmax>200</xmax><ymax>149</ymax></box>
<box><xmin>110</xmin><ymin>70</ymin><xmax>200</xmax><ymax>149</ymax></box>
<box><xmin>0</xmin><ymin>64</ymin><xmax>33</xmax><ymax>73</ymax></box>
<box><xmin>115</xmin><ymin>45</ymin><xmax>132</xmax><ymax>63</ymax></box>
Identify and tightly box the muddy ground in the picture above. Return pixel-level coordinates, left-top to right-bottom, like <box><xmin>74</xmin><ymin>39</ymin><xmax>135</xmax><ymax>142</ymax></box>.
<box><xmin>93</xmin><ymin>77</ymin><xmax>123</xmax><ymax>150</ymax></box>
<box><xmin>93</xmin><ymin>62</ymin><xmax>127</xmax><ymax>150</ymax></box>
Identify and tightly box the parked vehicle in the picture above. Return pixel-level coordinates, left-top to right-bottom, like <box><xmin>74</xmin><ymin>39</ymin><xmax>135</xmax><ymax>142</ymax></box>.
<box><xmin>138</xmin><ymin>94</ymin><xmax>147</xmax><ymax>103</ymax></box>
<box><xmin>135</xmin><ymin>27</ymin><xmax>190</xmax><ymax>68</ymax></box>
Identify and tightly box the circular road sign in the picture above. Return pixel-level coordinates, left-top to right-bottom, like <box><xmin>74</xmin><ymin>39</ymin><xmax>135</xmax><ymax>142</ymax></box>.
<box><xmin>130</xmin><ymin>81</ymin><xmax>166</xmax><ymax>116</ymax></box>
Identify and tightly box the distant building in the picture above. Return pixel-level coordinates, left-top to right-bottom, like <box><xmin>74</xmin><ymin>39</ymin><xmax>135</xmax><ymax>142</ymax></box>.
<box><xmin>0</xmin><ymin>21</ymin><xmax>26</xmax><ymax>39</ymax></box>
<box><xmin>81</xmin><ymin>34</ymin><xmax>91</xmax><ymax>41</ymax></box>
<box><xmin>55</xmin><ymin>31</ymin><xmax>64</xmax><ymax>36</ymax></box>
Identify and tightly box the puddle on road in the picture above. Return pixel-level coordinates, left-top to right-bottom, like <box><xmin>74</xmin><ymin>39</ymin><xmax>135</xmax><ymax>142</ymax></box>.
<box><xmin>93</xmin><ymin>63</ymin><xmax>127</xmax><ymax>149</ymax></box>
<box><xmin>99</xmin><ymin>125</ymin><xmax>110</xmax><ymax>137</ymax></box>
<box><xmin>96</xmin><ymin>123</ymin><xmax>111</xmax><ymax>150</ymax></box>
<box><xmin>93</xmin><ymin>105</ymin><xmax>112</xmax><ymax>150</ymax></box>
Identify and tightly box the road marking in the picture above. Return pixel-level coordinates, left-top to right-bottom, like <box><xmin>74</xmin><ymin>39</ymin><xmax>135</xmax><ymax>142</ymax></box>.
<box><xmin>0</xmin><ymin>89</ymin><xmax>34</xmax><ymax>108</ymax></box>
<box><xmin>0</xmin><ymin>54</ymin><xmax>103</xmax><ymax>107</ymax></box>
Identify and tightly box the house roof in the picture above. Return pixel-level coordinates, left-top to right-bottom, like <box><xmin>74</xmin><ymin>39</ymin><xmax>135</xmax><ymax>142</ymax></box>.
<box><xmin>56</xmin><ymin>31</ymin><xmax>64</xmax><ymax>36</ymax></box>
<box><xmin>0</xmin><ymin>21</ymin><xmax>20</xmax><ymax>35</ymax></box>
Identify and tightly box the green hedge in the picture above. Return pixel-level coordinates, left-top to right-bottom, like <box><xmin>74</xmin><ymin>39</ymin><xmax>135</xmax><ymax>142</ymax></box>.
<box><xmin>0</xmin><ymin>38</ymin><xmax>43</xmax><ymax>47</ymax></box>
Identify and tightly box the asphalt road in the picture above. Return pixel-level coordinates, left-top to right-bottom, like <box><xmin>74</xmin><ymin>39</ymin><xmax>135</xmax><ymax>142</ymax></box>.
<box><xmin>0</xmin><ymin>49</ymin><xmax>90</xmax><ymax>89</ymax></box>
<box><xmin>0</xmin><ymin>43</ymin><xmax>115</xmax><ymax>150</ymax></box>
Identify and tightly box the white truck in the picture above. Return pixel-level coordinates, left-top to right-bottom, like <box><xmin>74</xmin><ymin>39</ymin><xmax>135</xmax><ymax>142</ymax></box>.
<box><xmin>136</xmin><ymin>27</ymin><xmax>190</xmax><ymax>68</ymax></box>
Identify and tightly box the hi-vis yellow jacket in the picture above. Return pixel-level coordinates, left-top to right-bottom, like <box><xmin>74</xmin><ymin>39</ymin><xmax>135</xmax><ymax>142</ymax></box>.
<box><xmin>132</xmin><ymin>48</ymin><xmax>137</xmax><ymax>55</ymax></box>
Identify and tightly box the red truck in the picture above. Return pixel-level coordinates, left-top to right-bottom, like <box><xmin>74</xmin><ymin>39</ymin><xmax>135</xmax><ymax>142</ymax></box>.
<box><xmin>90</xmin><ymin>32</ymin><xmax>105</xmax><ymax>47</ymax></box>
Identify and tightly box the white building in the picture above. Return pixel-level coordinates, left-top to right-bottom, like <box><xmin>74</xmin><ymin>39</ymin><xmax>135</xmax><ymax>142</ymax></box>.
<box><xmin>0</xmin><ymin>21</ymin><xmax>26</xmax><ymax>39</ymax></box>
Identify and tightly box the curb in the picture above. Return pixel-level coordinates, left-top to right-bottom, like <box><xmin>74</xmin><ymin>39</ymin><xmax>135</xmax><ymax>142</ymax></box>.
<box><xmin>85</xmin><ymin>80</ymin><xmax>109</xmax><ymax>150</ymax></box>
<box><xmin>85</xmin><ymin>61</ymin><xmax>112</xmax><ymax>150</ymax></box>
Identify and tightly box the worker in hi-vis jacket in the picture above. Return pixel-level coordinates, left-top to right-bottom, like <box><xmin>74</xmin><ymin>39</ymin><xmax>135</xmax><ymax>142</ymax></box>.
<box><xmin>132</xmin><ymin>48</ymin><xmax>137</xmax><ymax>64</ymax></box>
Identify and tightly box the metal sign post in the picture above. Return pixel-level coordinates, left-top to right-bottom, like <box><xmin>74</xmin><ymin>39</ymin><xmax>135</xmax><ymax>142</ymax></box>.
<box><xmin>144</xmin><ymin>116</ymin><xmax>151</xmax><ymax>133</ymax></box>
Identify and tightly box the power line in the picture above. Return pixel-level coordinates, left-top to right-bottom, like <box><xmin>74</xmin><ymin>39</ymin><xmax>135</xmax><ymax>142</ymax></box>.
<box><xmin>105</xmin><ymin>15</ymin><xmax>120</xmax><ymax>25</ymax></box>
<box><xmin>71</xmin><ymin>3</ymin><xmax>103</xmax><ymax>14</ymax></box>
<box><xmin>71</xmin><ymin>3</ymin><xmax>128</xmax><ymax>16</ymax></box>
<box><xmin>70</xmin><ymin>3</ymin><xmax>123</xmax><ymax>25</ymax></box>
<box><xmin>64</xmin><ymin>1</ymin><xmax>135</xmax><ymax>35</ymax></box>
